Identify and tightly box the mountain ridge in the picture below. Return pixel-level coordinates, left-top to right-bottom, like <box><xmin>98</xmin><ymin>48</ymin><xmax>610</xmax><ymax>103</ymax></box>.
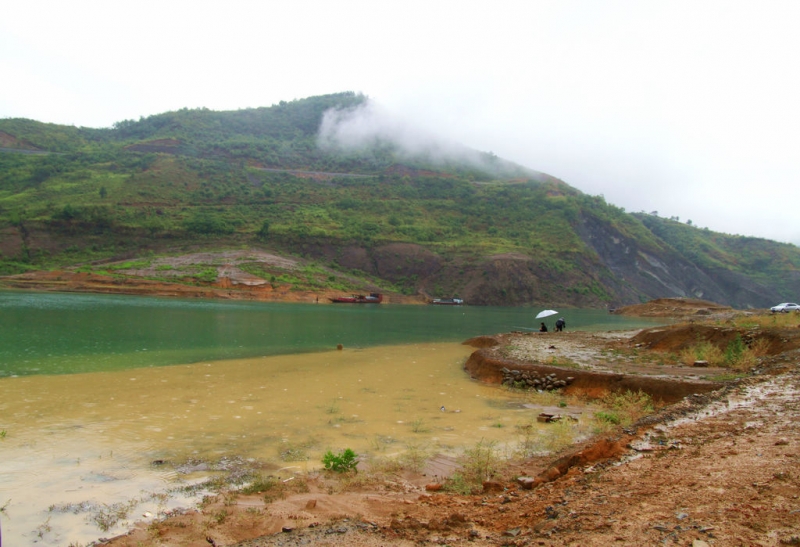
<box><xmin>1</xmin><ymin>92</ymin><xmax>798</xmax><ymax>307</ymax></box>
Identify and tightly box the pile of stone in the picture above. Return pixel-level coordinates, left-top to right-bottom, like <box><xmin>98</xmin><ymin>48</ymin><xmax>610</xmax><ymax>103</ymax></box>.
<box><xmin>500</xmin><ymin>367</ymin><xmax>575</xmax><ymax>391</ymax></box>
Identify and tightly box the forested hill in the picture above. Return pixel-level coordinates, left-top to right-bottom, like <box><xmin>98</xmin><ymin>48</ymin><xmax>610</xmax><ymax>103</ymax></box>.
<box><xmin>1</xmin><ymin>92</ymin><xmax>798</xmax><ymax>308</ymax></box>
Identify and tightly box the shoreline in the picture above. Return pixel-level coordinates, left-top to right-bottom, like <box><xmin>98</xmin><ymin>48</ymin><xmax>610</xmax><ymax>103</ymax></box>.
<box><xmin>0</xmin><ymin>269</ymin><xmax>428</xmax><ymax>305</ymax></box>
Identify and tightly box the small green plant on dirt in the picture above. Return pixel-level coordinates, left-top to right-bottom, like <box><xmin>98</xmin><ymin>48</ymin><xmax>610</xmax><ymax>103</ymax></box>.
<box><xmin>595</xmin><ymin>410</ymin><xmax>621</xmax><ymax>425</ymax></box>
<box><xmin>239</xmin><ymin>475</ymin><xmax>280</xmax><ymax>495</ymax></box>
<box><xmin>597</xmin><ymin>389</ymin><xmax>655</xmax><ymax>427</ymax></box>
<box><xmin>724</xmin><ymin>335</ymin><xmax>746</xmax><ymax>365</ymax></box>
<box><xmin>322</xmin><ymin>448</ymin><xmax>358</xmax><ymax>473</ymax></box>
<box><xmin>546</xmin><ymin>356</ymin><xmax>582</xmax><ymax>369</ymax></box>
<box><xmin>729</xmin><ymin>336</ymin><xmax>770</xmax><ymax>370</ymax></box>
<box><xmin>444</xmin><ymin>440</ymin><xmax>500</xmax><ymax>494</ymax></box>
<box><xmin>443</xmin><ymin>472</ymin><xmax>473</xmax><ymax>495</ymax></box>
<box><xmin>247</xmin><ymin>476</ymin><xmax>302</xmax><ymax>503</ymax></box>
<box><xmin>0</xmin><ymin>429</ymin><xmax>7</xmax><ymax>439</ymax></box>
<box><xmin>212</xmin><ymin>509</ymin><xmax>229</xmax><ymax>524</ymax></box>
<box><xmin>0</xmin><ymin>499</ymin><xmax>10</xmax><ymax>513</ymax></box>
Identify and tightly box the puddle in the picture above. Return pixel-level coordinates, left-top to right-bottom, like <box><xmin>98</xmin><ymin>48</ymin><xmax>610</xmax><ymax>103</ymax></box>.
<box><xmin>0</xmin><ymin>342</ymin><xmax>592</xmax><ymax>545</ymax></box>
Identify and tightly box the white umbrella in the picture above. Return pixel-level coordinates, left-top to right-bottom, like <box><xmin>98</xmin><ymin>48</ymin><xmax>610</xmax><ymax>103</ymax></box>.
<box><xmin>536</xmin><ymin>309</ymin><xmax>558</xmax><ymax>319</ymax></box>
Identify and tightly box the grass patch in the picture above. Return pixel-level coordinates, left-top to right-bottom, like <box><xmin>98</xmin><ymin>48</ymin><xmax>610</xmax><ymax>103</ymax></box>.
<box><xmin>545</xmin><ymin>355</ymin><xmax>583</xmax><ymax>369</ymax></box>
<box><xmin>679</xmin><ymin>334</ymin><xmax>770</xmax><ymax>371</ymax></box>
<box><xmin>105</xmin><ymin>260</ymin><xmax>151</xmax><ymax>271</ymax></box>
<box><xmin>729</xmin><ymin>311</ymin><xmax>800</xmax><ymax>329</ymax></box>
<box><xmin>515</xmin><ymin>417</ymin><xmax>581</xmax><ymax>458</ymax></box>
<box><xmin>444</xmin><ymin>440</ymin><xmax>501</xmax><ymax>495</ymax></box>
<box><xmin>595</xmin><ymin>389</ymin><xmax>655</xmax><ymax>428</ymax></box>
<box><xmin>679</xmin><ymin>341</ymin><xmax>724</xmax><ymax>366</ymax></box>
<box><xmin>238</xmin><ymin>475</ymin><xmax>281</xmax><ymax>495</ymax></box>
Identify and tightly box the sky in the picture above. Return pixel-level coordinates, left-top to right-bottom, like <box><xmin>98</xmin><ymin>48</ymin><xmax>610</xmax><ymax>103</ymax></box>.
<box><xmin>2</xmin><ymin>1</ymin><xmax>799</xmax><ymax>244</ymax></box>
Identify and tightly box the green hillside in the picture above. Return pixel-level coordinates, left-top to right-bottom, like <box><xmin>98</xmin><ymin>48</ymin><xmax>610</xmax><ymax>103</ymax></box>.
<box><xmin>1</xmin><ymin>92</ymin><xmax>798</xmax><ymax>307</ymax></box>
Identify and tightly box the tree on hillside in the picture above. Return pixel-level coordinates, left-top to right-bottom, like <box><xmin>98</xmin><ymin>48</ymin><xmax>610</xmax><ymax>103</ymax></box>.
<box><xmin>257</xmin><ymin>219</ymin><xmax>270</xmax><ymax>240</ymax></box>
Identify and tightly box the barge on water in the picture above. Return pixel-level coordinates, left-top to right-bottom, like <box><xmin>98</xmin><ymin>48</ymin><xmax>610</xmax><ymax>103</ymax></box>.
<box><xmin>330</xmin><ymin>293</ymin><xmax>383</xmax><ymax>304</ymax></box>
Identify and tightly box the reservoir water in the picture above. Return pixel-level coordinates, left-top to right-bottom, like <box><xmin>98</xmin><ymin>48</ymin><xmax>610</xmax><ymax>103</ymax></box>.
<box><xmin>0</xmin><ymin>290</ymin><xmax>663</xmax><ymax>546</ymax></box>
<box><xmin>0</xmin><ymin>290</ymin><xmax>659</xmax><ymax>377</ymax></box>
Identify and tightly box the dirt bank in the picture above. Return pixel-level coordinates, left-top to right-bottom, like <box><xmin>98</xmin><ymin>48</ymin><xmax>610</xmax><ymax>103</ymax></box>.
<box><xmin>611</xmin><ymin>297</ymin><xmax>735</xmax><ymax>318</ymax></box>
<box><xmin>0</xmin><ymin>269</ymin><xmax>425</xmax><ymax>304</ymax></box>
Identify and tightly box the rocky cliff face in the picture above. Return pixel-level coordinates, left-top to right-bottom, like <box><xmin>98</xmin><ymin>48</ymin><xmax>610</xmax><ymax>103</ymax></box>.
<box><xmin>298</xmin><ymin>215</ymin><xmax>791</xmax><ymax>308</ymax></box>
<box><xmin>574</xmin><ymin>214</ymin><xmax>793</xmax><ymax>308</ymax></box>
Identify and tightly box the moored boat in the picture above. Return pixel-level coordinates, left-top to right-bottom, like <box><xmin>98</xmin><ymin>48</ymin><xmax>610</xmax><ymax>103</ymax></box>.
<box><xmin>330</xmin><ymin>293</ymin><xmax>383</xmax><ymax>303</ymax></box>
<box><xmin>431</xmin><ymin>298</ymin><xmax>464</xmax><ymax>305</ymax></box>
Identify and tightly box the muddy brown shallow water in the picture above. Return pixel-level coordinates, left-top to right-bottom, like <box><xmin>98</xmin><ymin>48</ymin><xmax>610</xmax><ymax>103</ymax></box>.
<box><xmin>0</xmin><ymin>342</ymin><xmax>597</xmax><ymax>546</ymax></box>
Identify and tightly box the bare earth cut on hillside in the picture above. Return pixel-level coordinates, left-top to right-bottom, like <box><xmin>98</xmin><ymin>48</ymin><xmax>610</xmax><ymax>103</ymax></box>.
<box><xmin>0</xmin><ymin>249</ymin><xmax>428</xmax><ymax>304</ymax></box>
<box><xmin>100</xmin><ymin>301</ymin><xmax>800</xmax><ymax>547</ymax></box>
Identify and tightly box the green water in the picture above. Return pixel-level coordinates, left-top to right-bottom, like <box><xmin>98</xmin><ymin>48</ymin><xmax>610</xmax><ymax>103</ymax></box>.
<box><xmin>0</xmin><ymin>290</ymin><xmax>663</xmax><ymax>377</ymax></box>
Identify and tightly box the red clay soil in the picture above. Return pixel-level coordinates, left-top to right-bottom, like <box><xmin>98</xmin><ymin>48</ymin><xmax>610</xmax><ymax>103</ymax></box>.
<box><xmin>612</xmin><ymin>297</ymin><xmax>734</xmax><ymax>317</ymax></box>
<box><xmin>631</xmin><ymin>323</ymin><xmax>800</xmax><ymax>355</ymax></box>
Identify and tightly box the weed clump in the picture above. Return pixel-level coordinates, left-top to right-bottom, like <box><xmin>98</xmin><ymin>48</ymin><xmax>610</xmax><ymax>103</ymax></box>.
<box><xmin>594</xmin><ymin>389</ymin><xmax>655</xmax><ymax>429</ymax></box>
<box><xmin>679</xmin><ymin>341</ymin><xmax>724</xmax><ymax>366</ymax></box>
<box><xmin>679</xmin><ymin>334</ymin><xmax>770</xmax><ymax>371</ymax></box>
<box><xmin>444</xmin><ymin>440</ymin><xmax>500</xmax><ymax>494</ymax></box>
<box><xmin>515</xmin><ymin>416</ymin><xmax>583</xmax><ymax>458</ymax></box>
<box><xmin>322</xmin><ymin>448</ymin><xmax>358</xmax><ymax>473</ymax></box>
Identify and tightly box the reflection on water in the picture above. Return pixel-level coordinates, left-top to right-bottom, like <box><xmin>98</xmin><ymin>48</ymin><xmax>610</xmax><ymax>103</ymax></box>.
<box><xmin>0</xmin><ymin>343</ymin><xmax>570</xmax><ymax>546</ymax></box>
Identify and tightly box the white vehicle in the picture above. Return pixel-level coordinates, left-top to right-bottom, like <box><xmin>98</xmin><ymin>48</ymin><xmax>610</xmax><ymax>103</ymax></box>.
<box><xmin>770</xmin><ymin>302</ymin><xmax>800</xmax><ymax>313</ymax></box>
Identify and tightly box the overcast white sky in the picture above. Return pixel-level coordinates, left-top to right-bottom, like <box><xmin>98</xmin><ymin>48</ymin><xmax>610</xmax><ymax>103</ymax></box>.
<box><xmin>2</xmin><ymin>1</ymin><xmax>799</xmax><ymax>244</ymax></box>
